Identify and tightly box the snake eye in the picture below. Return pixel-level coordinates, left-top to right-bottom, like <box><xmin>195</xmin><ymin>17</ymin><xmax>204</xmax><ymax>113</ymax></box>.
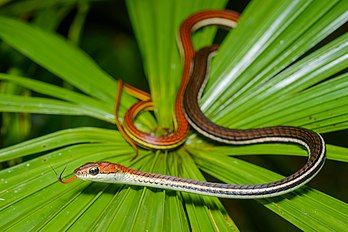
<box><xmin>89</xmin><ymin>167</ymin><xmax>99</xmax><ymax>175</ymax></box>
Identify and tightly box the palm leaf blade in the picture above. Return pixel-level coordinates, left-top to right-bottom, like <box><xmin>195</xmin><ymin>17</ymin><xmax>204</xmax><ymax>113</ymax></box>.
<box><xmin>0</xmin><ymin>16</ymin><xmax>116</xmax><ymax>104</ymax></box>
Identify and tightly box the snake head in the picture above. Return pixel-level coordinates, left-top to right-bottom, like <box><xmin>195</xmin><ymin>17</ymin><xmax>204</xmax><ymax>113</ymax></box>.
<box><xmin>74</xmin><ymin>162</ymin><xmax>127</xmax><ymax>183</ymax></box>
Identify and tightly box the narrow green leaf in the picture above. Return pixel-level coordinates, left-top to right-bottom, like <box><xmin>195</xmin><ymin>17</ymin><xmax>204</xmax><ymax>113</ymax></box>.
<box><xmin>203</xmin><ymin>0</ymin><xmax>348</xmax><ymax>115</ymax></box>
<box><xmin>236</xmin><ymin>72</ymin><xmax>348</xmax><ymax>129</ymax></box>
<box><xmin>219</xmin><ymin>33</ymin><xmax>348</xmax><ymax>127</ymax></box>
<box><xmin>0</xmin><ymin>73</ymin><xmax>111</xmax><ymax>113</ymax></box>
<box><xmin>0</xmin><ymin>127</ymin><xmax>126</xmax><ymax>162</ymax></box>
<box><xmin>0</xmin><ymin>94</ymin><xmax>114</xmax><ymax>122</ymax></box>
<box><xmin>0</xmin><ymin>16</ymin><xmax>117</xmax><ymax>104</ymax></box>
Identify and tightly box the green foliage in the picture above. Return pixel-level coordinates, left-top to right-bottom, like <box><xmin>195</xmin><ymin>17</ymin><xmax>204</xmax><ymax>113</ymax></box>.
<box><xmin>0</xmin><ymin>0</ymin><xmax>347</xmax><ymax>231</ymax></box>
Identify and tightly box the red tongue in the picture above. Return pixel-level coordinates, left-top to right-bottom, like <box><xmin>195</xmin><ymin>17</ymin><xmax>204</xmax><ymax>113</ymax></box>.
<box><xmin>58</xmin><ymin>175</ymin><xmax>77</xmax><ymax>184</ymax></box>
<box><xmin>51</xmin><ymin>164</ymin><xmax>77</xmax><ymax>184</ymax></box>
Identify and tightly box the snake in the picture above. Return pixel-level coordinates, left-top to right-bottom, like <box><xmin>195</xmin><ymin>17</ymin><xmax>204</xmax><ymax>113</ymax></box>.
<box><xmin>57</xmin><ymin>10</ymin><xmax>326</xmax><ymax>198</ymax></box>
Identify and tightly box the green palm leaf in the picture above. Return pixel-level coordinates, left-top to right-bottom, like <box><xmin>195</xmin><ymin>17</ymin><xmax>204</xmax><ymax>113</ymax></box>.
<box><xmin>0</xmin><ymin>0</ymin><xmax>347</xmax><ymax>231</ymax></box>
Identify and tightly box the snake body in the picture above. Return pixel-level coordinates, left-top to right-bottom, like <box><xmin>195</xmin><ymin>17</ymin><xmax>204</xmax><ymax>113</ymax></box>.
<box><xmin>58</xmin><ymin>10</ymin><xmax>326</xmax><ymax>198</ymax></box>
